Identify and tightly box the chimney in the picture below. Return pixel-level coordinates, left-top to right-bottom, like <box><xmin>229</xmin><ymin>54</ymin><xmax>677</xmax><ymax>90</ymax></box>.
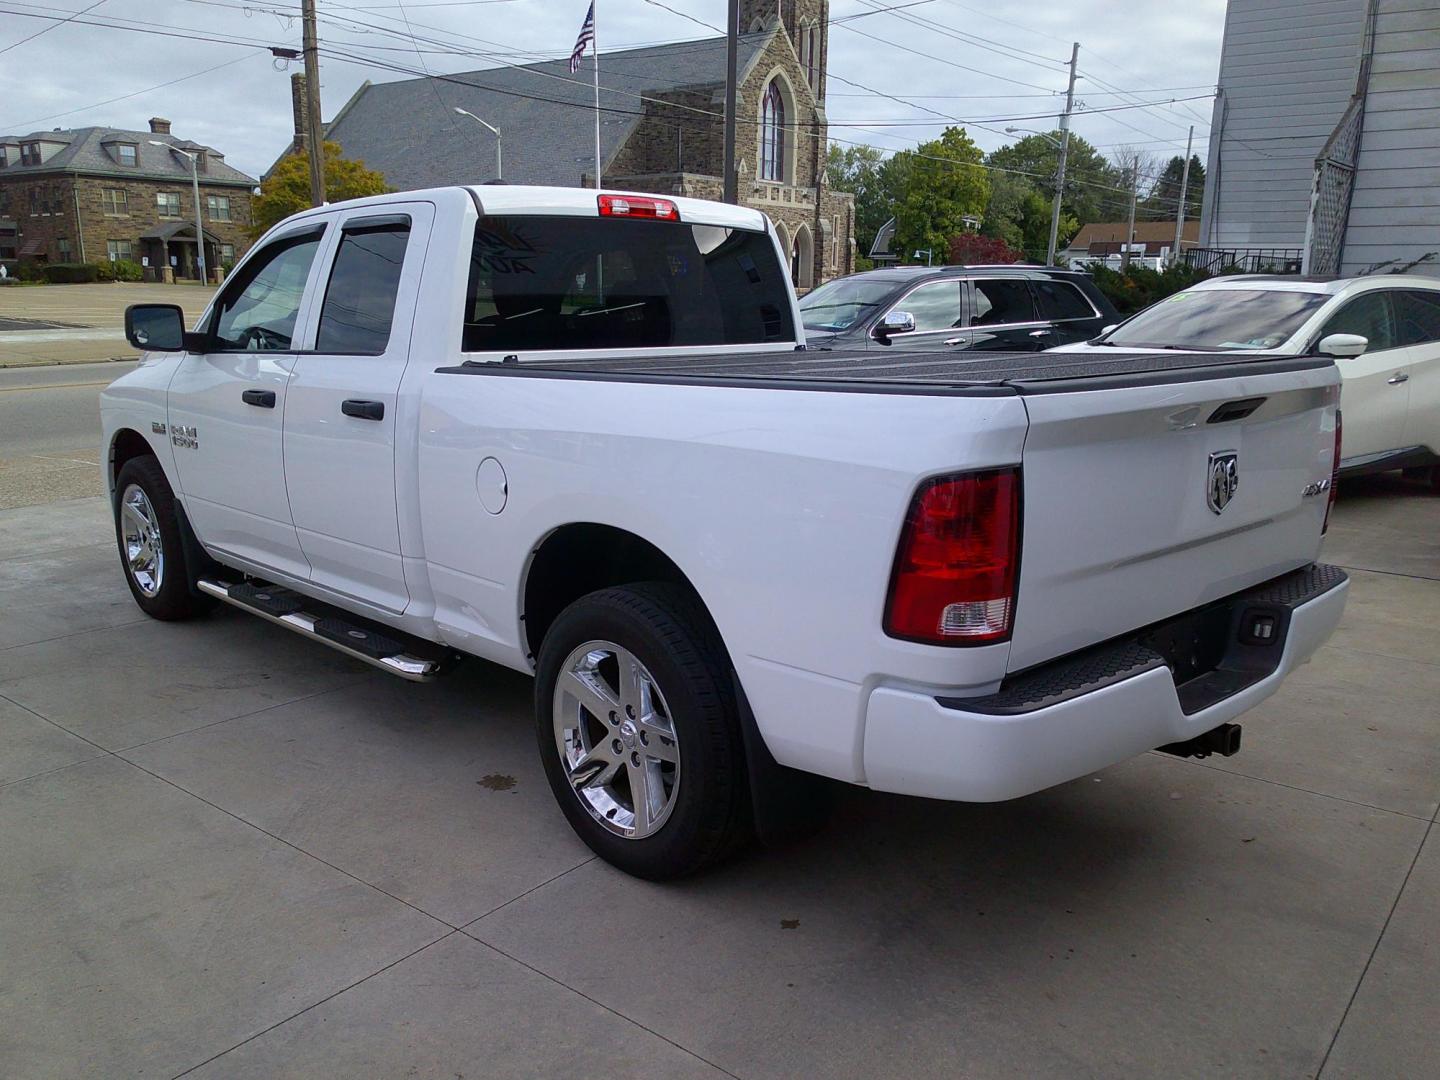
<box><xmin>148</xmin><ymin>117</ymin><xmax>172</xmax><ymax>135</ymax></box>
<box><xmin>291</xmin><ymin>73</ymin><xmax>309</xmax><ymax>148</ymax></box>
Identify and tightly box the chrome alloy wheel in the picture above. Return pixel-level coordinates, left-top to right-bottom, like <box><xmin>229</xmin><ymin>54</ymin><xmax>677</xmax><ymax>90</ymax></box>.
<box><xmin>120</xmin><ymin>483</ymin><xmax>164</xmax><ymax>598</ymax></box>
<box><xmin>553</xmin><ymin>640</ymin><xmax>680</xmax><ymax>839</ymax></box>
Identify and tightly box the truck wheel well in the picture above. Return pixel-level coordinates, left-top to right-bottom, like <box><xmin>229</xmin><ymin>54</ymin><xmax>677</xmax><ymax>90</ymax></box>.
<box><xmin>523</xmin><ymin>524</ymin><xmax>697</xmax><ymax>659</ymax></box>
<box><xmin>109</xmin><ymin>429</ymin><xmax>155</xmax><ymax>492</ymax></box>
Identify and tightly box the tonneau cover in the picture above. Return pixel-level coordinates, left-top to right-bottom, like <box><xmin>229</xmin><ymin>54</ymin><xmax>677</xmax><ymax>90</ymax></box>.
<box><xmin>443</xmin><ymin>348</ymin><xmax>1332</xmax><ymax>392</ymax></box>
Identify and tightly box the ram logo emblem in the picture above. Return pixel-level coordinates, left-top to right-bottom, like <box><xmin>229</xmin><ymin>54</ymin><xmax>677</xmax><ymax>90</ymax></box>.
<box><xmin>1207</xmin><ymin>451</ymin><xmax>1239</xmax><ymax>515</ymax></box>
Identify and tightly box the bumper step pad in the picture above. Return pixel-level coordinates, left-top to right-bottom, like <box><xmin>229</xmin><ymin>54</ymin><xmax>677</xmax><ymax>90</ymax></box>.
<box><xmin>197</xmin><ymin>578</ymin><xmax>454</xmax><ymax>681</ymax></box>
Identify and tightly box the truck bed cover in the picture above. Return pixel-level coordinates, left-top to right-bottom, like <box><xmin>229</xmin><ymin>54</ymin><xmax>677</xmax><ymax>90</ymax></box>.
<box><xmin>439</xmin><ymin>348</ymin><xmax>1333</xmax><ymax>395</ymax></box>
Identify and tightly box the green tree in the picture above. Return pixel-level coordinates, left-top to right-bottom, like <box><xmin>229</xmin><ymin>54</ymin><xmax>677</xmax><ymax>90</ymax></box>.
<box><xmin>826</xmin><ymin>143</ymin><xmax>889</xmax><ymax>257</ymax></box>
<box><xmin>892</xmin><ymin>126</ymin><xmax>989</xmax><ymax>263</ymax></box>
<box><xmin>251</xmin><ymin>141</ymin><xmax>391</xmax><ymax>237</ymax></box>
<box><xmin>1142</xmin><ymin>154</ymin><xmax>1205</xmax><ymax>222</ymax></box>
<box><xmin>980</xmin><ymin>171</ymin><xmax>1076</xmax><ymax>260</ymax></box>
<box><xmin>986</xmin><ymin>131</ymin><xmax>1124</xmax><ymax>230</ymax></box>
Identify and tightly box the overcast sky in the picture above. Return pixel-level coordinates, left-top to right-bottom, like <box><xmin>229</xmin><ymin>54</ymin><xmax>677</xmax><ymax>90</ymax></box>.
<box><xmin>1</xmin><ymin>0</ymin><xmax>1228</xmax><ymax>182</ymax></box>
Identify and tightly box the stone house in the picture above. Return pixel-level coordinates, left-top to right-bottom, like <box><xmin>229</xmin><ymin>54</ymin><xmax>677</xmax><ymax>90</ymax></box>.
<box><xmin>284</xmin><ymin>0</ymin><xmax>853</xmax><ymax>287</ymax></box>
<box><xmin>0</xmin><ymin>118</ymin><xmax>256</xmax><ymax>280</ymax></box>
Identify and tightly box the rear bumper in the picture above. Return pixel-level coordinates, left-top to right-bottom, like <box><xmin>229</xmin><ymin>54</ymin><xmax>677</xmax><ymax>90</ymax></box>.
<box><xmin>861</xmin><ymin>564</ymin><xmax>1348</xmax><ymax>802</ymax></box>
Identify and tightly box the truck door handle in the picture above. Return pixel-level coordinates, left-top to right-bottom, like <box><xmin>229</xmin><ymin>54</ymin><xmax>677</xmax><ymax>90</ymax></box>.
<box><xmin>241</xmin><ymin>389</ymin><xmax>276</xmax><ymax>408</ymax></box>
<box><xmin>944</xmin><ymin>337</ymin><xmax>966</xmax><ymax>346</ymax></box>
<box><xmin>1029</xmin><ymin>329</ymin><xmax>1055</xmax><ymax>338</ymax></box>
<box><xmin>341</xmin><ymin>399</ymin><xmax>385</xmax><ymax>421</ymax></box>
<box><xmin>1388</xmin><ymin>373</ymin><xmax>1409</xmax><ymax>385</ymax></box>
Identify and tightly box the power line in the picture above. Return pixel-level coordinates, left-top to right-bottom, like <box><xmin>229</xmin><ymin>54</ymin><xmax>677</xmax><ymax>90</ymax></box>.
<box><xmin>0</xmin><ymin>0</ymin><xmax>106</xmax><ymax>55</ymax></box>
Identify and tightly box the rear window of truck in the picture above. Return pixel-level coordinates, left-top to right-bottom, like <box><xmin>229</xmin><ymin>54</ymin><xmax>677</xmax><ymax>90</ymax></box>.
<box><xmin>462</xmin><ymin>216</ymin><xmax>794</xmax><ymax>352</ymax></box>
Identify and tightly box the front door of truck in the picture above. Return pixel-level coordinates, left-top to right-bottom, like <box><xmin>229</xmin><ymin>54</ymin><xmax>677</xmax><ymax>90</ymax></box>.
<box><xmin>167</xmin><ymin>223</ymin><xmax>329</xmax><ymax>579</ymax></box>
<box><xmin>282</xmin><ymin>204</ymin><xmax>432</xmax><ymax>614</ymax></box>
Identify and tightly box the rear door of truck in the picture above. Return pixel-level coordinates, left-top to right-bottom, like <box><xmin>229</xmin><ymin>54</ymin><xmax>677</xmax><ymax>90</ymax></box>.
<box><xmin>1005</xmin><ymin>356</ymin><xmax>1340</xmax><ymax>672</ymax></box>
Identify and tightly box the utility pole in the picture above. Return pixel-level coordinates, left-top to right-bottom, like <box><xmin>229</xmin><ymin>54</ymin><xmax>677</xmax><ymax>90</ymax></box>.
<box><xmin>1172</xmin><ymin>125</ymin><xmax>1194</xmax><ymax>266</ymax></box>
<box><xmin>301</xmin><ymin>0</ymin><xmax>326</xmax><ymax>208</ymax></box>
<box><xmin>1123</xmin><ymin>161</ymin><xmax>1139</xmax><ymax>270</ymax></box>
<box><xmin>722</xmin><ymin>0</ymin><xmax>739</xmax><ymax>203</ymax></box>
<box><xmin>1046</xmin><ymin>41</ymin><xmax>1079</xmax><ymax>266</ymax></box>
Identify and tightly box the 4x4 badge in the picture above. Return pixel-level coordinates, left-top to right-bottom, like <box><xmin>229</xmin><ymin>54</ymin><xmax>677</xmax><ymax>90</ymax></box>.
<box><xmin>1207</xmin><ymin>451</ymin><xmax>1239</xmax><ymax>514</ymax></box>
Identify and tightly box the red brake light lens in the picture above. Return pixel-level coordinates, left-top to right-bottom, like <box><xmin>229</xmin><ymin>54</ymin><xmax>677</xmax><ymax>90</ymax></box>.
<box><xmin>597</xmin><ymin>194</ymin><xmax>679</xmax><ymax>221</ymax></box>
<box><xmin>1324</xmin><ymin>410</ymin><xmax>1341</xmax><ymax>534</ymax></box>
<box><xmin>885</xmin><ymin>468</ymin><xmax>1021</xmax><ymax>645</ymax></box>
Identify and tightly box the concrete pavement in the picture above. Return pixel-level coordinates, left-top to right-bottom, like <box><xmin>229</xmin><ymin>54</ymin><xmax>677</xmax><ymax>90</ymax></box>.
<box><xmin>0</xmin><ymin>482</ymin><xmax>1436</xmax><ymax>1078</ymax></box>
<box><xmin>0</xmin><ymin>282</ymin><xmax>215</xmax><ymax>367</ymax></box>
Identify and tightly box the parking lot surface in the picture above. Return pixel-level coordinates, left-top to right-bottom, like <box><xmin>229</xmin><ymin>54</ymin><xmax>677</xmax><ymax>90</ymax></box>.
<box><xmin>0</xmin><ymin>283</ymin><xmax>215</xmax><ymax>367</ymax></box>
<box><xmin>1</xmin><ymin>479</ymin><xmax>1437</xmax><ymax>1078</ymax></box>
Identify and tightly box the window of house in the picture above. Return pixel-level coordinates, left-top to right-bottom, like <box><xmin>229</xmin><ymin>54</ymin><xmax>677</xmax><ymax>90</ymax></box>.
<box><xmin>0</xmin><ymin>147</ymin><xmax>8</xmax><ymax>168</ymax></box>
<box><xmin>206</xmin><ymin>195</ymin><xmax>231</xmax><ymax>222</ymax></box>
<box><xmin>219</xmin><ymin>242</ymin><xmax>235</xmax><ymax>264</ymax></box>
<box><xmin>107</xmin><ymin>239</ymin><xmax>133</xmax><ymax>261</ymax></box>
<box><xmin>57</xmin><ymin>238</ymin><xmax>72</xmax><ymax>261</ymax></box>
<box><xmin>21</xmin><ymin>142</ymin><xmax>41</xmax><ymax>166</ymax></box>
<box><xmin>103</xmin><ymin>188</ymin><xmax>128</xmax><ymax>216</ymax></box>
<box><xmin>194</xmin><ymin>151</ymin><xmax>207</xmax><ymax>172</ymax></box>
<box><xmin>760</xmin><ymin>78</ymin><xmax>786</xmax><ymax>182</ymax></box>
<box><xmin>28</xmin><ymin>189</ymin><xmax>39</xmax><ymax>215</ymax></box>
<box><xmin>116</xmin><ymin>143</ymin><xmax>138</xmax><ymax>167</ymax></box>
<box><xmin>157</xmin><ymin>192</ymin><xmax>181</xmax><ymax>218</ymax></box>
<box><xmin>211</xmin><ymin>228</ymin><xmax>324</xmax><ymax>351</ymax></box>
<box><xmin>316</xmin><ymin>220</ymin><xmax>413</xmax><ymax>353</ymax></box>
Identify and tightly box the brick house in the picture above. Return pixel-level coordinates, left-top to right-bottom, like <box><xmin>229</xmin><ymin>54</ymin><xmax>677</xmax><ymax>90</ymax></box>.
<box><xmin>0</xmin><ymin>118</ymin><xmax>256</xmax><ymax>280</ymax></box>
<box><xmin>282</xmin><ymin>0</ymin><xmax>853</xmax><ymax>288</ymax></box>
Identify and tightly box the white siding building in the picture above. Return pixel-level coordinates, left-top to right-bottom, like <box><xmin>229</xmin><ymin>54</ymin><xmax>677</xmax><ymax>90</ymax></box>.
<box><xmin>1198</xmin><ymin>0</ymin><xmax>1440</xmax><ymax>278</ymax></box>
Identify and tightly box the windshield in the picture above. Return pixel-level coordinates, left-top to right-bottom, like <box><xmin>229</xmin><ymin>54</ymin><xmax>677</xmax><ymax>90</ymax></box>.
<box><xmin>1104</xmin><ymin>288</ymin><xmax>1330</xmax><ymax>350</ymax></box>
<box><xmin>798</xmin><ymin>277</ymin><xmax>897</xmax><ymax>332</ymax></box>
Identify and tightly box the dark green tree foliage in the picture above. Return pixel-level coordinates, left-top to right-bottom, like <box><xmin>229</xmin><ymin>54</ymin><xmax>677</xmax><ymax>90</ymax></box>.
<box><xmin>825</xmin><ymin>144</ymin><xmax>889</xmax><ymax>258</ymax></box>
<box><xmin>985</xmin><ymin>131</ymin><xmax>1128</xmax><ymax>230</ymax></box>
<box><xmin>1141</xmin><ymin>154</ymin><xmax>1205</xmax><ymax>222</ymax></box>
<box><xmin>892</xmin><ymin>127</ymin><xmax>990</xmax><ymax>263</ymax></box>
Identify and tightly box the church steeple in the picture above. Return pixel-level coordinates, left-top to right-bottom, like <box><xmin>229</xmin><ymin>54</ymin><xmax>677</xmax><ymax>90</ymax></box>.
<box><xmin>739</xmin><ymin>1</ymin><xmax>828</xmax><ymax>103</ymax></box>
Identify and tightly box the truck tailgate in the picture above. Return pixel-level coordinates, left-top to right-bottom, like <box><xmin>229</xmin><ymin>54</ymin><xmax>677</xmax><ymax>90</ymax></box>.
<box><xmin>1007</xmin><ymin>362</ymin><xmax>1340</xmax><ymax>673</ymax></box>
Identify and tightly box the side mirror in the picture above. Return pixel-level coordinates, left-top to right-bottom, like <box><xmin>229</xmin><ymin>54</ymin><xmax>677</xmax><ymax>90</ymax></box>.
<box><xmin>1100</xmin><ymin>323</ymin><xmax>1118</xmax><ymax>336</ymax></box>
<box><xmin>124</xmin><ymin>304</ymin><xmax>186</xmax><ymax>352</ymax></box>
<box><xmin>876</xmin><ymin>310</ymin><xmax>916</xmax><ymax>343</ymax></box>
<box><xmin>1318</xmin><ymin>332</ymin><xmax>1368</xmax><ymax>358</ymax></box>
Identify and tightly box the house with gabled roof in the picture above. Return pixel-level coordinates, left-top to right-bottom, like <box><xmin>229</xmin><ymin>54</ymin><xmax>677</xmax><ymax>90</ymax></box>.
<box><xmin>0</xmin><ymin>117</ymin><xmax>256</xmax><ymax>279</ymax></box>
<box><xmin>273</xmin><ymin>0</ymin><xmax>854</xmax><ymax>288</ymax></box>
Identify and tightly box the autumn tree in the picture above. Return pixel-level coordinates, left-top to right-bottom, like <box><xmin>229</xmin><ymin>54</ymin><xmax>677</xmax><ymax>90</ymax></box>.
<box><xmin>251</xmin><ymin>141</ymin><xmax>392</xmax><ymax>237</ymax></box>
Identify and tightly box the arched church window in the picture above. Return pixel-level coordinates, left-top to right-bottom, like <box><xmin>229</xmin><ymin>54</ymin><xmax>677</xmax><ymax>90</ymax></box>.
<box><xmin>760</xmin><ymin>78</ymin><xmax>786</xmax><ymax>181</ymax></box>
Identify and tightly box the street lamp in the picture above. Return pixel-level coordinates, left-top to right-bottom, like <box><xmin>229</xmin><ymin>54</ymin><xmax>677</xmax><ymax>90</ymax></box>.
<box><xmin>1005</xmin><ymin>126</ymin><xmax>1069</xmax><ymax>267</ymax></box>
<box><xmin>453</xmin><ymin>108</ymin><xmax>502</xmax><ymax>181</ymax></box>
<box><xmin>150</xmin><ymin>140</ymin><xmax>206</xmax><ymax>284</ymax></box>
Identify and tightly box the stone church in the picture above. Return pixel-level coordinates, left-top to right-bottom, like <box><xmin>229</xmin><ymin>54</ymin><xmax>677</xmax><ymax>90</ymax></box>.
<box><xmin>287</xmin><ymin>0</ymin><xmax>854</xmax><ymax>287</ymax></box>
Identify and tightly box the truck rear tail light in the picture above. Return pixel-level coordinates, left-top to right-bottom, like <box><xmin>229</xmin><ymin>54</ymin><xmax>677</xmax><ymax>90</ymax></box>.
<box><xmin>885</xmin><ymin>468</ymin><xmax>1021</xmax><ymax>645</ymax></box>
<box><xmin>597</xmin><ymin>194</ymin><xmax>679</xmax><ymax>221</ymax></box>
<box><xmin>1323</xmin><ymin>410</ymin><xmax>1341</xmax><ymax>534</ymax></box>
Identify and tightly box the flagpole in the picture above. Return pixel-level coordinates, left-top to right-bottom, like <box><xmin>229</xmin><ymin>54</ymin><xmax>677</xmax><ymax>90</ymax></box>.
<box><xmin>592</xmin><ymin>1</ymin><xmax>602</xmax><ymax>189</ymax></box>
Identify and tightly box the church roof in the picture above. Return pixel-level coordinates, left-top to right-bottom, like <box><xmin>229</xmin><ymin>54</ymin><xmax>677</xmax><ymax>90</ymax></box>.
<box><xmin>318</xmin><ymin>34</ymin><xmax>769</xmax><ymax>191</ymax></box>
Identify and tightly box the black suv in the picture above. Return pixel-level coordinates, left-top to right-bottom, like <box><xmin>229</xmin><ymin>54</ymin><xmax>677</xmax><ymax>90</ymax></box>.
<box><xmin>798</xmin><ymin>264</ymin><xmax>1120</xmax><ymax>352</ymax></box>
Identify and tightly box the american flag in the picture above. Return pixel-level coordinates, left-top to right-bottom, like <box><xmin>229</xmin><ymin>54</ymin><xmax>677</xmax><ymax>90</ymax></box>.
<box><xmin>568</xmin><ymin>2</ymin><xmax>595</xmax><ymax>73</ymax></box>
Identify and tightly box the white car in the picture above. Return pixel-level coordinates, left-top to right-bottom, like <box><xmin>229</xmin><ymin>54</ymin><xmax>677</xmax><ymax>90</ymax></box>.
<box><xmin>100</xmin><ymin>186</ymin><xmax>1347</xmax><ymax>879</ymax></box>
<box><xmin>1051</xmin><ymin>275</ymin><xmax>1440</xmax><ymax>482</ymax></box>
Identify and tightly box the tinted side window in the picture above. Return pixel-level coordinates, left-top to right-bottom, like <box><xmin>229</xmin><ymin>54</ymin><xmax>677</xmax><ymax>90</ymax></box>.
<box><xmin>212</xmin><ymin>230</ymin><xmax>323</xmax><ymax>351</ymax></box>
<box><xmin>895</xmin><ymin>280</ymin><xmax>963</xmax><ymax>332</ymax></box>
<box><xmin>463</xmin><ymin>217</ymin><xmax>793</xmax><ymax>352</ymax></box>
<box><xmin>1393</xmin><ymin>290</ymin><xmax>1440</xmax><ymax>347</ymax></box>
<box><xmin>1320</xmin><ymin>292</ymin><xmax>1396</xmax><ymax>352</ymax></box>
<box><xmin>1032</xmin><ymin>279</ymin><xmax>1095</xmax><ymax>321</ymax></box>
<box><xmin>316</xmin><ymin>221</ymin><xmax>412</xmax><ymax>353</ymax></box>
<box><xmin>971</xmin><ymin>279</ymin><xmax>1038</xmax><ymax>326</ymax></box>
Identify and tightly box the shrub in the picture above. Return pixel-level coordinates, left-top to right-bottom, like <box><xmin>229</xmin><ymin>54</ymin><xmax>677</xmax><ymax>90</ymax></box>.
<box><xmin>1087</xmin><ymin>262</ymin><xmax>1211</xmax><ymax>315</ymax></box>
<box><xmin>41</xmin><ymin>262</ymin><xmax>101</xmax><ymax>284</ymax></box>
<box><xmin>15</xmin><ymin>260</ymin><xmax>46</xmax><ymax>282</ymax></box>
<box><xmin>110</xmin><ymin>259</ymin><xmax>143</xmax><ymax>282</ymax></box>
<box><xmin>948</xmin><ymin>232</ymin><xmax>1025</xmax><ymax>265</ymax></box>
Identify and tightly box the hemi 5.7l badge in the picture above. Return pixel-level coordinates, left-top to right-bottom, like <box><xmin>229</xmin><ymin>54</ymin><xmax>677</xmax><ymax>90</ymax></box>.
<box><xmin>171</xmin><ymin>425</ymin><xmax>199</xmax><ymax>450</ymax></box>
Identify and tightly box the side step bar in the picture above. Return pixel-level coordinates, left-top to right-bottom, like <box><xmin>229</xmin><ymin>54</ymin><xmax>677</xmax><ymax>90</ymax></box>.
<box><xmin>197</xmin><ymin>578</ymin><xmax>451</xmax><ymax>682</ymax></box>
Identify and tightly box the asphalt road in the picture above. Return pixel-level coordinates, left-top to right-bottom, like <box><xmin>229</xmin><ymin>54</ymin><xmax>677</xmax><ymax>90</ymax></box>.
<box><xmin>0</xmin><ymin>360</ymin><xmax>136</xmax><ymax>509</ymax></box>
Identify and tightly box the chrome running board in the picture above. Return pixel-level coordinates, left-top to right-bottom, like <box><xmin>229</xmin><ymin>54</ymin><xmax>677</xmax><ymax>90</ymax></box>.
<box><xmin>197</xmin><ymin>578</ymin><xmax>449</xmax><ymax>682</ymax></box>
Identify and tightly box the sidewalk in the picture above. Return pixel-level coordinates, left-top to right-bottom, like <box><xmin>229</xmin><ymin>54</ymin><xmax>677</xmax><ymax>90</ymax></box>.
<box><xmin>0</xmin><ymin>283</ymin><xmax>216</xmax><ymax>367</ymax></box>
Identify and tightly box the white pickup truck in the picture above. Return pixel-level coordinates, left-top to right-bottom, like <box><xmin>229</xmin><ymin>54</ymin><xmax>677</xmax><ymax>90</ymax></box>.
<box><xmin>103</xmin><ymin>185</ymin><xmax>1349</xmax><ymax>879</ymax></box>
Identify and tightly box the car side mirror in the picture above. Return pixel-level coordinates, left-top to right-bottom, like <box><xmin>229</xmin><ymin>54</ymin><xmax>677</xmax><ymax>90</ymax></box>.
<box><xmin>1100</xmin><ymin>323</ymin><xmax>1118</xmax><ymax>336</ymax></box>
<box><xmin>125</xmin><ymin>304</ymin><xmax>187</xmax><ymax>352</ymax></box>
<box><xmin>1318</xmin><ymin>332</ymin><xmax>1368</xmax><ymax>358</ymax></box>
<box><xmin>876</xmin><ymin>310</ymin><xmax>916</xmax><ymax>343</ymax></box>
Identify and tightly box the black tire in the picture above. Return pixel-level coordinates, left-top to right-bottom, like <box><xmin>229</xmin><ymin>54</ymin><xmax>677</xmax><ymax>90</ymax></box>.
<box><xmin>113</xmin><ymin>456</ymin><xmax>212</xmax><ymax>621</ymax></box>
<box><xmin>534</xmin><ymin>583</ymin><xmax>751</xmax><ymax>880</ymax></box>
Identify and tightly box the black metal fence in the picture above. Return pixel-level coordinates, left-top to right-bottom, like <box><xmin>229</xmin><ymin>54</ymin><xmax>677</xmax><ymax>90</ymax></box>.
<box><xmin>1182</xmin><ymin>247</ymin><xmax>1305</xmax><ymax>275</ymax></box>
